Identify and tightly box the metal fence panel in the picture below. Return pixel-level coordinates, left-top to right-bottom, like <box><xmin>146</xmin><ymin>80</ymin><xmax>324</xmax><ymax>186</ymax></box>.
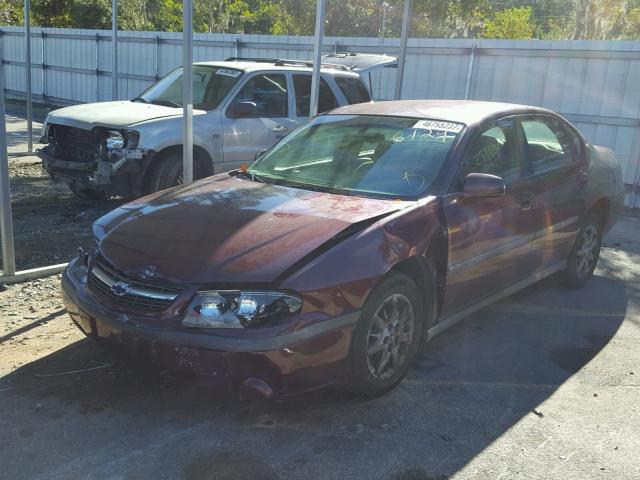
<box><xmin>1</xmin><ymin>27</ymin><xmax>638</xmax><ymax>205</ymax></box>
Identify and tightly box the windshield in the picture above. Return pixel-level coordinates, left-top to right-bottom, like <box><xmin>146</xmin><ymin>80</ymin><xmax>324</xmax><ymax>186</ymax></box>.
<box><xmin>136</xmin><ymin>66</ymin><xmax>242</xmax><ymax>110</ymax></box>
<box><xmin>249</xmin><ymin>114</ymin><xmax>464</xmax><ymax>199</ymax></box>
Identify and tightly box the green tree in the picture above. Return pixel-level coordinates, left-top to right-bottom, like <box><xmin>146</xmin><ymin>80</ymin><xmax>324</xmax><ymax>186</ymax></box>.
<box><xmin>31</xmin><ymin>0</ymin><xmax>73</xmax><ymax>27</ymax></box>
<box><xmin>71</xmin><ymin>0</ymin><xmax>111</xmax><ymax>29</ymax></box>
<box><xmin>482</xmin><ymin>6</ymin><xmax>535</xmax><ymax>39</ymax></box>
<box><xmin>0</xmin><ymin>0</ymin><xmax>22</xmax><ymax>25</ymax></box>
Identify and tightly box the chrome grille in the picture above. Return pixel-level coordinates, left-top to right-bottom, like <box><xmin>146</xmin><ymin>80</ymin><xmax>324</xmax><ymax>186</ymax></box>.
<box><xmin>88</xmin><ymin>255</ymin><xmax>181</xmax><ymax>313</ymax></box>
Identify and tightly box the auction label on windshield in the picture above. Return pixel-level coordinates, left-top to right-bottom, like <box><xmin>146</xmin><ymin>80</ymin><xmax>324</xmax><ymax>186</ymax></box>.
<box><xmin>412</xmin><ymin>120</ymin><xmax>464</xmax><ymax>133</ymax></box>
<box><xmin>216</xmin><ymin>68</ymin><xmax>242</xmax><ymax>78</ymax></box>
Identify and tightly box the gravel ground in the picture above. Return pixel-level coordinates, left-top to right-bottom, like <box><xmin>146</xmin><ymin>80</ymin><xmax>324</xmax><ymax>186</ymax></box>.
<box><xmin>4</xmin><ymin>157</ymin><xmax>124</xmax><ymax>270</ymax></box>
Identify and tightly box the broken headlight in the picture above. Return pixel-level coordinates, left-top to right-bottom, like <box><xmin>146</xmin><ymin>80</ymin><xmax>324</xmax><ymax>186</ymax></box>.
<box><xmin>105</xmin><ymin>131</ymin><xmax>125</xmax><ymax>150</ymax></box>
<box><xmin>182</xmin><ymin>290</ymin><xmax>302</xmax><ymax>329</ymax></box>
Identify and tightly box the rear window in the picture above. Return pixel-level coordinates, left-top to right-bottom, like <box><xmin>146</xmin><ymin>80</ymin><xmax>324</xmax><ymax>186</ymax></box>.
<box><xmin>336</xmin><ymin>76</ymin><xmax>372</xmax><ymax>104</ymax></box>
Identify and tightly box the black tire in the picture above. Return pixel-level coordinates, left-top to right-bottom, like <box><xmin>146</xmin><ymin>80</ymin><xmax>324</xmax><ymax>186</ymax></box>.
<box><xmin>146</xmin><ymin>152</ymin><xmax>209</xmax><ymax>193</ymax></box>
<box><xmin>347</xmin><ymin>273</ymin><xmax>424</xmax><ymax>397</ymax></box>
<box><xmin>68</xmin><ymin>183</ymin><xmax>105</xmax><ymax>201</ymax></box>
<box><xmin>563</xmin><ymin>212</ymin><xmax>604</xmax><ymax>289</ymax></box>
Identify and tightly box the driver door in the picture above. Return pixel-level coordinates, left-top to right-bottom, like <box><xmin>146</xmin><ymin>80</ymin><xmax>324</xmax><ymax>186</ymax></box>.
<box><xmin>440</xmin><ymin>117</ymin><xmax>543</xmax><ymax>317</ymax></box>
<box><xmin>221</xmin><ymin>72</ymin><xmax>296</xmax><ymax>168</ymax></box>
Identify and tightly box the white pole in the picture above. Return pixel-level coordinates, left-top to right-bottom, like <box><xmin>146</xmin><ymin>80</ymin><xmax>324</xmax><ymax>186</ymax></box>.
<box><xmin>309</xmin><ymin>0</ymin><xmax>326</xmax><ymax>117</ymax></box>
<box><xmin>0</xmin><ymin>67</ymin><xmax>16</xmax><ymax>276</ymax></box>
<box><xmin>112</xmin><ymin>0</ymin><xmax>118</xmax><ymax>100</ymax></box>
<box><xmin>24</xmin><ymin>0</ymin><xmax>32</xmax><ymax>152</ymax></box>
<box><xmin>464</xmin><ymin>44</ymin><xmax>477</xmax><ymax>100</ymax></box>
<box><xmin>182</xmin><ymin>0</ymin><xmax>194</xmax><ymax>184</ymax></box>
<box><xmin>394</xmin><ymin>0</ymin><xmax>411</xmax><ymax>100</ymax></box>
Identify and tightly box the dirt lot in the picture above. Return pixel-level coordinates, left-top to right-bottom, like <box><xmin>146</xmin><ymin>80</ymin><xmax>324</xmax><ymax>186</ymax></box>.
<box><xmin>5</xmin><ymin>158</ymin><xmax>123</xmax><ymax>270</ymax></box>
<box><xmin>1</xmin><ymin>109</ymin><xmax>639</xmax><ymax>479</ymax></box>
<box><xmin>1</xmin><ymin>101</ymin><xmax>124</xmax><ymax>271</ymax></box>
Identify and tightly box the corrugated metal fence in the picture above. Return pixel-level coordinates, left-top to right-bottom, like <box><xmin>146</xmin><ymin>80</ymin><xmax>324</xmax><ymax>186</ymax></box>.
<box><xmin>1</xmin><ymin>26</ymin><xmax>639</xmax><ymax>206</ymax></box>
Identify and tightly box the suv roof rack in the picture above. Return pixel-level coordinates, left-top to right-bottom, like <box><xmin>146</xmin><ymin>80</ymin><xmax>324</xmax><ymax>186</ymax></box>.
<box><xmin>224</xmin><ymin>57</ymin><xmax>353</xmax><ymax>72</ymax></box>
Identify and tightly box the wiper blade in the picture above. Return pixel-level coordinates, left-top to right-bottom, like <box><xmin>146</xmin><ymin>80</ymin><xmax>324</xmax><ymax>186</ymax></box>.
<box><xmin>131</xmin><ymin>97</ymin><xmax>150</xmax><ymax>104</ymax></box>
<box><xmin>151</xmin><ymin>99</ymin><xmax>182</xmax><ymax>108</ymax></box>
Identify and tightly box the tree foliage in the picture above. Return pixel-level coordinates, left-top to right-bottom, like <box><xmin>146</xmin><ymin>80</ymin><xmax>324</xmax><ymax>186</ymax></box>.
<box><xmin>0</xmin><ymin>0</ymin><xmax>637</xmax><ymax>40</ymax></box>
<box><xmin>482</xmin><ymin>6</ymin><xmax>535</xmax><ymax>39</ymax></box>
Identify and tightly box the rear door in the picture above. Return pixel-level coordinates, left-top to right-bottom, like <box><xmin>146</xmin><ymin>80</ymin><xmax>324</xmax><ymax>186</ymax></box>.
<box><xmin>441</xmin><ymin>117</ymin><xmax>544</xmax><ymax>317</ymax></box>
<box><xmin>517</xmin><ymin>115</ymin><xmax>586</xmax><ymax>269</ymax></box>
<box><xmin>291</xmin><ymin>74</ymin><xmax>340</xmax><ymax>121</ymax></box>
<box><xmin>221</xmin><ymin>72</ymin><xmax>297</xmax><ymax>167</ymax></box>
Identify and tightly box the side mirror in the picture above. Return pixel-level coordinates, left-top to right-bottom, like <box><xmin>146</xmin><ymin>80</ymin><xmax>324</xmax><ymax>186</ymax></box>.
<box><xmin>227</xmin><ymin>101</ymin><xmax>259</xmax><ymax>119</ymax></box>
<box><xmin>462</xmin><ymin>173</ymin><xmax>506</xmax><ymax>198</ymax></box>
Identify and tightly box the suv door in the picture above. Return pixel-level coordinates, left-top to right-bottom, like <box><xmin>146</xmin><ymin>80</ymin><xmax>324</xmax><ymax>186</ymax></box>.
<box><xmin>291</xmin><ymin>74</ymin><xmax>340</xmax><ymax>121</ymax></box>
<box><xmin>518</xmin><ymin>115</ymin><xmax>586</xmax><ymax>269</ymax></box>
<box><xmin>441</xmin><ymin>117</ymin><xmax>544</xmax><ymax>317</ymax></box>
<box><xmin>221</xmin><ymin>72</ymin><xmax>296</xmax><ymax>167</ymax></box>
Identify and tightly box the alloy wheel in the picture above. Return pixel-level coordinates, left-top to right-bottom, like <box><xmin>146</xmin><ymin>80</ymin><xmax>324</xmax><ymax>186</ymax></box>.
<box><xmin>365</xmin><ymin>294</ymin><xmax>415</xmax><ymax>380</ymax></box>
<box><xmin>575</xmin><ymin>224</ymin><xmax>599</xmax><ymax>278</ymax></box>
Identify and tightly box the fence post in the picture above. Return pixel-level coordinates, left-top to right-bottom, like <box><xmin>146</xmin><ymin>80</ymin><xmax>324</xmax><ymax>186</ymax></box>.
<box><xmin>0</xmin><ymin>65</ymin><xmax>16</xmax><ymax>277</ymax></box>
<box><xmin>112</xmin><ymin>0</ymin><xmax>118</xmax><ymax>100</ymax></box>
<box><xmin>24</xmin><ymin>0</ymin><xmax>32</xmax><ymax>153</ymax></box>
<box><xmin>464</xmin><ymin>44</ymin><xmax>477</xmax><ymax>100</ymax></box>
<box><xmin>394</xmin><ymin>0</ymin><xmax>412</xmax><ymax>100</ymax></box>
<box><xmin>41</xmin><ymin>30</ymin><xmax>46</xmax><ymax>102</ymax></box>
<box><xmin>309</xmin><ymin>0</ymin><xmax>326</xmax><ymax>117</ymax></box>
<box><xmin>154</xmin><ymin>35</ymin><xmax>160</xmax><ymax>80</ymax></box>
<box><xmin>182</xmin><ymin>0</ymin><xmax>194</xmax><ymax>185</ymax></box>
<box><xmin>95</xmin><ymin>33</ymin><xmax>100</xmax><ymax>101</ymax></box>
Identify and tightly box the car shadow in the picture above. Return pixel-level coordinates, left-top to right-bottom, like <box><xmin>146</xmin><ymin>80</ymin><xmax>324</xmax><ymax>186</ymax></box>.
<box><xmin>0</xmin><ymin>273</ymin><xmax>628</xmax><ymax>480</ymax></box>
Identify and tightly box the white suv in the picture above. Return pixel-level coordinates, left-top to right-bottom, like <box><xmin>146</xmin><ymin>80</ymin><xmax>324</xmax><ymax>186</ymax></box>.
<box><xmin>38</xmin><ymin>53</ymin><xmax>396</xmax><ymax>199</ymax></box>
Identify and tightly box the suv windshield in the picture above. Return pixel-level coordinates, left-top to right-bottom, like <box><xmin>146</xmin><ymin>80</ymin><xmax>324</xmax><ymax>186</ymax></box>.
<box><xmin>249</xmin><ymin>114</ymin><xmax>464</xmax><ymax>199</ymax></box>
<box><xmin>136</xmin><ymin>65</ymin><xmax>242</xmax><ymax>110</ymax></box>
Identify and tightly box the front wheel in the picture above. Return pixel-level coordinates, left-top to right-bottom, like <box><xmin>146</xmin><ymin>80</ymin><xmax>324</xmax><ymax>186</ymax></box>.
<box><xmin>347</xmin><ymin>273</ymin><xmax>424</xmax><ymax>397</ymax></box>
<box><xmin>563</xmin><ymin>213</ymin><xmax>603</xmax><ymax>288</ymax></box>
<box><xmin>146</xmin><ymin>152</ymin><xmax>209</xmax><ymax>193</ymax></box>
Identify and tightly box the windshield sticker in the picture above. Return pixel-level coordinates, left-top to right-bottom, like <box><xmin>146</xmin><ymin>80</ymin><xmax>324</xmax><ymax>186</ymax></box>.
<box><xmin>412</xmin><ymin>120</ymin><xmax>464</xmax><ymax>133</ymax></box>
<box><xmin>216</xmin><ymin>68</ymin><xmax>242</xmax><ymax>78</ymax></box>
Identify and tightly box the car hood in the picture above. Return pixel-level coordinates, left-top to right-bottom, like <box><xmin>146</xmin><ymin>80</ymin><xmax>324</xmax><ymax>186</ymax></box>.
<box><xmin>95</xmin><ymin>175</ymin><xmax>412</xmax><ymax>285</ymax></box>
<box><xmin>46</xmin><ymin>101</ymin><xmax>185</xmax><ymax>129</ymax></box>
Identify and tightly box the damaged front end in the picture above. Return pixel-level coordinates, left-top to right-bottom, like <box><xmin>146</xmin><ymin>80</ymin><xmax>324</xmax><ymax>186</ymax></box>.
<box><xmin>38</xmin><ymin>124</ymin><xmax>152</xmax><ymax>198</ymax></box>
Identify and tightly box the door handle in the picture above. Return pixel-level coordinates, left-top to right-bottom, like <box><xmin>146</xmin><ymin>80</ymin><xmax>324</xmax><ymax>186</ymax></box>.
<box><xmin>272</xmin><ymin>125</ymin><xmax>290</xmax><ymax>134</ymax></box>
<box><xmin>517</xmin><ymin>193</ymin><xmax>534</xmax><ymax>211</ymax></box>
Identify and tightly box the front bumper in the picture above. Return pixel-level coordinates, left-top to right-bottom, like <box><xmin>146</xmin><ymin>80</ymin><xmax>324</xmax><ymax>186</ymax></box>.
<box><xmin>61</xmin><ymin>258</ymin><xmax>360</xmax><ymax>395</ymax></box>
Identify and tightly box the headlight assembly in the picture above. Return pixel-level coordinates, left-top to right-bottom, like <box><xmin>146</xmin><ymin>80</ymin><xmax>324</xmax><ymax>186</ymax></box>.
<box><xmin>105</xmin><ymin>131</ymin><xmax>125</xmax><ymax>150</ymax></box>
<box><xmin>182</xmin><ymin>290</ymin><xmax>302</xmax><ymax>329</ymax></box>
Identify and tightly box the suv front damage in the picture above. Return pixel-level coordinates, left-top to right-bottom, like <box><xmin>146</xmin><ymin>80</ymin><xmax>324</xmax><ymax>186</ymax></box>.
<box><xmin>39</xmin><ymin>122</ymin><xmax>153</xmax><ymax>198</ymax></box>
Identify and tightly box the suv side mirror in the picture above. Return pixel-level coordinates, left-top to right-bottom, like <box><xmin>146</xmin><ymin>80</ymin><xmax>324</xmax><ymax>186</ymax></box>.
<box><xmin>462</xmin><ymin>173</ymin><xmax>506</xmax><ymax>198</ymax></box>
<box><xmin>227</xmin><ymin>101</ymin><xmax>260</xmax><ymax>119</ymax></box>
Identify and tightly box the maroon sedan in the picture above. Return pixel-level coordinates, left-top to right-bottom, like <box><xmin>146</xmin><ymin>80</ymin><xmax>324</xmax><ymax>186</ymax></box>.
<box><xmin>62</xmin><ymin>100</ymin><xmax>623</xmax><ymax>397</ymax></box>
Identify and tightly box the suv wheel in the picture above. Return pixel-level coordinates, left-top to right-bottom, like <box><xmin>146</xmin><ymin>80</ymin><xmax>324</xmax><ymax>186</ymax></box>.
<box><xmin>563</xmin><ymin>212</ymin><xmax>604</xmax><ymax>288</ymax></box>
<box><xmin>348</xmin><ymin>273</ymin><xmax>424</xmax><ymax>397</ymax></box>
<box><xmin>148</xmin><ymin>152</ymin><xmax>208</xmax><ymax>193</ymax></box>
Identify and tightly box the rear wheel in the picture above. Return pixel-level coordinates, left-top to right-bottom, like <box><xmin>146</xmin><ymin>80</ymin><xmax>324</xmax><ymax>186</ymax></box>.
<box><xmin>563</xmin><ymin>212</ymin><xmax>604</xmax><ymax>288</ymax></box>
<box><xmin>348</xmin><ymin>273</ymin><xmax>424</xmax><ymax>397</ymax></box>
<box><xmin>147</xmin><ymin>152</ymin><xmax>209</xmax><ymax>193</ymax></box>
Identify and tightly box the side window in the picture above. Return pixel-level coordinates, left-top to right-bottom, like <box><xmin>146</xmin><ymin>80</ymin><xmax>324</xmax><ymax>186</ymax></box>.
<box><xmin>461</xmin><ymin>120</ymin><xmax>521</xmax><ymax>183</ymax></box>
<box><xmin>228</xmin><ymin>74</ymin><xmax>287</xmax><ymax>118</ymax></box>
<box><xmin>292</xmin><ymin>75</ymin><xmax>339</xmax><ymax>117</ymax></box>
<box><xmin>335</xmin><ymin>76</ymin><xmax>371</xmax><ymax>104</ymax></box>
<box><xmin>521</xmin><ymin>117</ymin><xmax>576</xmax><ymax>174</ymax></box>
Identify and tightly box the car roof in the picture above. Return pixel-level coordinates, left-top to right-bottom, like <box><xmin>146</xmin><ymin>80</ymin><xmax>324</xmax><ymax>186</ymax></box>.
<box><xmin>194</xmin><ymin>60</ymin><xmax>361</xmax><ymax>77</ymax></box>
<box><xmin>330</xmin><ymin>100</ymin><xmax>558</xmax><ymax>126</ymax></box>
